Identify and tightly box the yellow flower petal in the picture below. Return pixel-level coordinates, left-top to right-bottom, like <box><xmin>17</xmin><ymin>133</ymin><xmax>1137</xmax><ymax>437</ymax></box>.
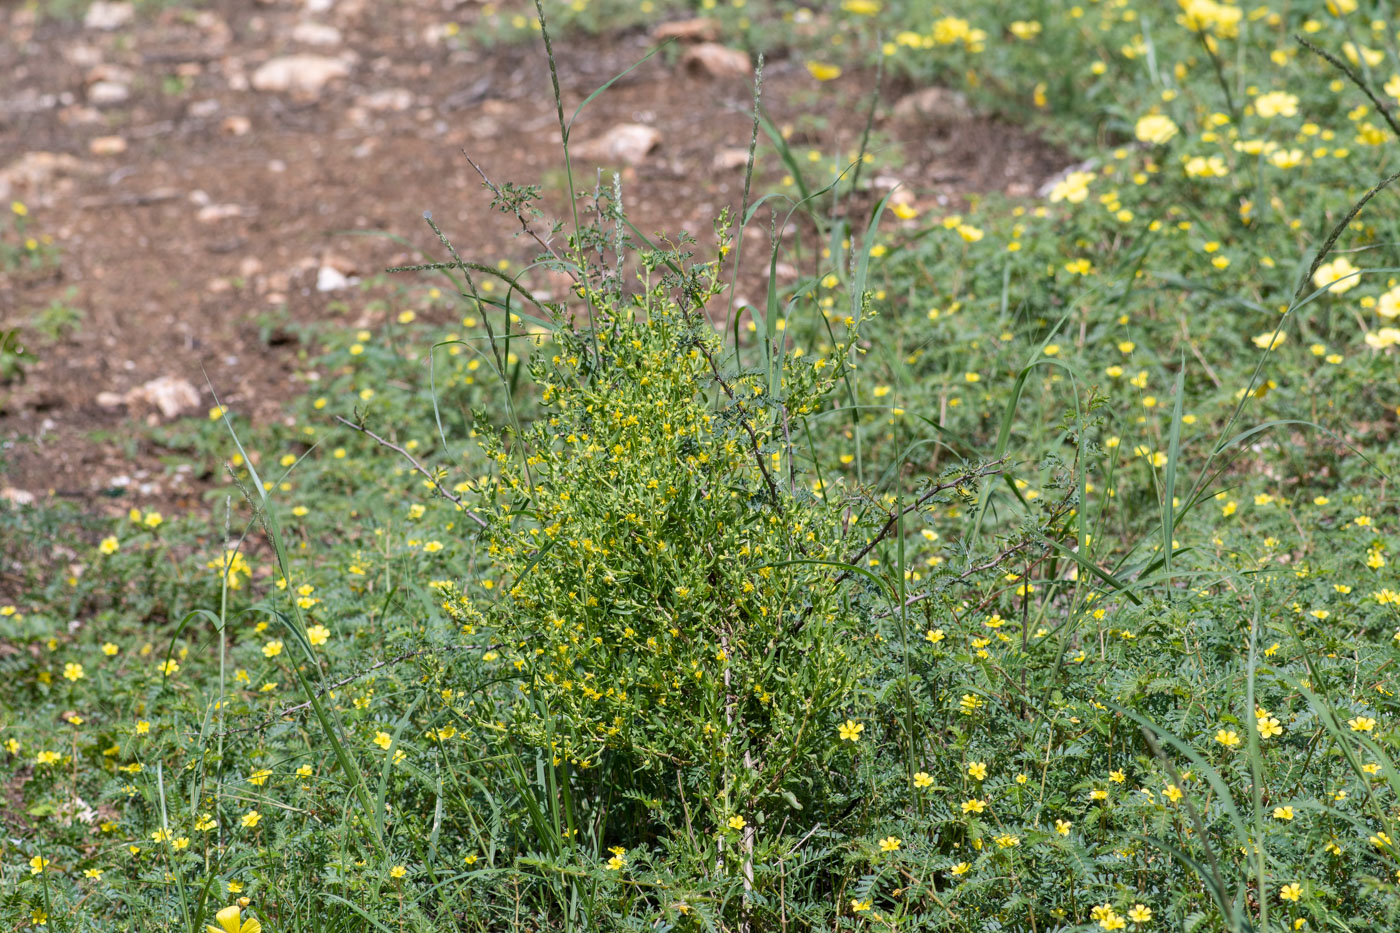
<box><xmin>211</xmin><ymin>906</ymin><xmax>243</xmax><ymax>933</ymax></box>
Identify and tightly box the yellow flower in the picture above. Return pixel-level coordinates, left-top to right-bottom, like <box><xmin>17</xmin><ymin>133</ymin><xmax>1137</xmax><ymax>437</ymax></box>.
<box><xmin>102</xmin><ymin>642</ymin><xmax>119</xmax><ymax>656</ymax></box>
<box><xmin>240</xmin><ymin>810</ymin><xmax>261</xmax><ymax>829</ymax></box>
<box><xmin>1257</xmin><ymin>716</ymin><xmax>1283</xmax><ymax>739</ymax></box>
<box><xmin>878</xmin><ymin>836</ymin><xmax>901</xmax><ymax>852</ymax></box>
<box><xmin>1127</xmin><ymin>903</ymin><xmax>1152</xmax><ymax>924</ymax></box>
<box><xmin>838</xmin><ymin>719</ymin><xmax>864</xmax><ymax>742</ymax></box>
<box><xmin>1251</xmin><ymin>331</ymin><xmax>1287</xmax><ymax>350</ymax></box>
<box><xmin>29</xmin><ymin>855</ymin><xmax>49</xmax><ymax>875</ymax></box>
<box><xmin>1377</xmin><ymin>285</ymin><xmax>1400</xmax><ymax>319</ymax></box>
<box><xmin>1273</xmin><ymin>806</ymin><xmax>1294</xmax><ymax>820</ymax></box>
<box><xmin>960</xmin><ymin>798</ymin><xmax>987</xmax><ymax>814</ymax></box>
<box><xmin>207</xmin><ymin>905</ymin><xmax>262</xmax><ymax>933</ymax></box>
<box><xmin>373</xmin><ymin>731</ymin><xmax>393</xmax><ymax>750</ymax></box>
<box><xmin>913</xmin><ymin>771</ymin><xmax>934</xmax><ymax>788</ymax></box>
<box><xmin>950</xmin><ymin>861</ymin><xmax>970</xmax><ymax>875</ymax></box>
<box><xmin>63</xmin><ymin>662</ymin><xmax>84</xmax><ymax>681</ymax></box>
<box><xmin>1349</xmin><ymin>715</ymin><xmax>1376</xmax><ymax>732</ymax></box>
<box><xmin>1049</xmin><ymin>170</ymin><xmax>1095</xmax><ymax>204</ymax></box>
<box><xmin>306</xmin><ymin>624</ymin><xmax>330</xmax><ymax>646</ymax></box>
<box><xmin>1135</xmin><ymin>114</ymin><xmax>1179</xmax><ymax>144</ymax></box>
<box><xmin>1313</xmin><ymin>257</ymin><xmax>1360</xmax><ymax>294</ymax></box>
<box><xmin>262</xmin><ymin>640</ymin><xmax>283</xmax><ymax>658</ymax></box>
<box><xmin>806</xmin><ymin>61</ymin><xmax>842</xmax><ymax>82</ymax></box>
<box><xmin>248</xmin><ymin>768</ymin><xmax>272</xmax><ymax>787</ymax></box>
<box><xmin>99</xmin><ymin>536</ymin><xmax>120</xmax><ymax>555</ymax></box>
<box><xmin>1215</xmin><ymin>729</ymin><xmax>1241</xmax><ymax>748</ymax></box>
<box><xmin>1055</xmin><ymin>819</ymin><xmax>1072</xmax><ymax>836</ymax></box>
<box><xmin>727</xmin><ymin>815</ymin><xmax>746</xmax><ymax>830</ymax></box>
<box><xmin>1254</xmin><ymin>91</ymin><xmax>1299</xmax><ymax>118</ymax></box>
<box><xmin>1183</xmin><ymin>155</ymin><xmax>1229</xmax><ymax>178</ymax></box>
<box><xmin>390</xmin><ymin>864</ymin><xmax>407</xmax><ymax>878</ymax></box>
<box><xmin>967</xmin><ymin>761</ymin><xmax>987</xmax><ymax>781</ymax></box>
<box><xmin>1099</xmin><ymin>909</ymin><xmax>1126</xmax><ymax>930</ymax></box>
<box><xmin>1279</xmin><ymin>882</ymin><xmax>1302</xmax><ymax>902</ymax></box>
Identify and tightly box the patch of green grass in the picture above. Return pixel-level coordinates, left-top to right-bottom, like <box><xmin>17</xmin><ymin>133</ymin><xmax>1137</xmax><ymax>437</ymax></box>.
<box><xmin>7</xmin><ymin>2</ymin><xmax>1400</xmax><ymax>931</ymax></box>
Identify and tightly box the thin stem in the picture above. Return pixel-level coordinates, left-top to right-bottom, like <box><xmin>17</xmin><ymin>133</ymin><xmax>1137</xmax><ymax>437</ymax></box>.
<box><xmin>334</xmin><ymin>415</ymin><xmax>489</xmax><ymax>529</ymax></box>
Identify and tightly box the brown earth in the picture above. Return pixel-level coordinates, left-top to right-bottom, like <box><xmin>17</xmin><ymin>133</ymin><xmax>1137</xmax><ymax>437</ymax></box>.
<box><xmin>0</xmin><ymin>0</ymin><xmax>1065</xmax><ymax>519</ymax></box>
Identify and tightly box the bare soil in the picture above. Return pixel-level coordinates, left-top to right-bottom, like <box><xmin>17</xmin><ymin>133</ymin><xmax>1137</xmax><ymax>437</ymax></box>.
<box><xmin>0</xmin><ymin>0</ymin><xmax>1065</xmax><ymax>518</ymax></box>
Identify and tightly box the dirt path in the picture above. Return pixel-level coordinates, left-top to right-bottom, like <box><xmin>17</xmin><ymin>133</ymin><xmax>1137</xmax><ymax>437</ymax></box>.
<box><xmin>0</xmin><ymin>0</ymin><xmax>1062</xmax><ymax>517</ymax></box>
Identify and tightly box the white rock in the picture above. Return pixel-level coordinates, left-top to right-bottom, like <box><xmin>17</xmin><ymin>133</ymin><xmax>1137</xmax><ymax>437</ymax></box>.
<box><xmin>84</xmin><ymin>1</ymin><xmax>134</xmax><ymax>30</ymax></box>
<box><xmin>358</xmin><ymin>87</ymin><xmax>412</xmax><ymax>112</ymax></box>
<box><xmin>291</xmin><ymin>21</ymin><xmax>342</xmax><ymax>46</ymax></box>
<box><xmin>713</xmin><ymin>147</ymin><xmax>750</xmax><ymax>171</ymax></box>
<box><xmin>0</xmin><ymin>151</ymin><xmax>90</xmax><ymax>202</ymax></box>
<box><xmin>89</xmin><ymin>135</ymin><xmax>127</xmax><ymax>156</ymax></box>
<box><xmin>0</xmin><ymin>487</ymin><xmax>36</xmax><ymax>506</ymax></box>
<box><xmin>890</xmin><ymin>87</ymin><xmax>968</xmax><ymax>123</ymax></box>
<box><xmin>87</xmin><ymin>81</ymin><xmax>131</xmax><ymax>106</ymax></box>
<box><xmin>316</xmin><ymin>266</ymin><xmax>352</xmax><ymax>291</ymax></box>
<box><xmin>196</xmin><ymin>203</ymin><xmax>244</xmax><ymax>222</ymax></box>
<box><xmin>682</xmin><ymin>43</ymin><xmax>751</xmax><ymax>80</ymax></box>
<box><xmin>124</xmin><ymin>376</ymin><xmax>200</xmax><ymax>419</ymax></box>
<box><xmin>571</xmin><ymin>123</ymin><xmax>660</xmax><ymax>166</ymax></box>
<box><xmin>250</xmin><ymin>55</ymin><xmax>350</xmax><ymax>94</ymax></box>
<box><xmin>63</xmin><ymin>43</ymin><xmax>104</xmax><ymax>67</ymax></box>
<box><xmin>221</xmin><ymin>115</ymin><xmax>252</xmax><ymax>136</ymax></box>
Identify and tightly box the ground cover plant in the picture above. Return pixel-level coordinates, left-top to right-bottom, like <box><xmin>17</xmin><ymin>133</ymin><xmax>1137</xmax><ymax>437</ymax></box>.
<box><xmin>5</xmin><ymin>0</ymin><xmax>1400</xmax><ymax>930</ymax></box>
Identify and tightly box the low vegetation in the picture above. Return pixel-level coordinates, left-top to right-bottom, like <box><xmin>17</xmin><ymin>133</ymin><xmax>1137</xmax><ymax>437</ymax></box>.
<box><xmin>5</xmin><ymin>1</ymin><xmax>1400</xmax><ymax>930</ymax></box>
